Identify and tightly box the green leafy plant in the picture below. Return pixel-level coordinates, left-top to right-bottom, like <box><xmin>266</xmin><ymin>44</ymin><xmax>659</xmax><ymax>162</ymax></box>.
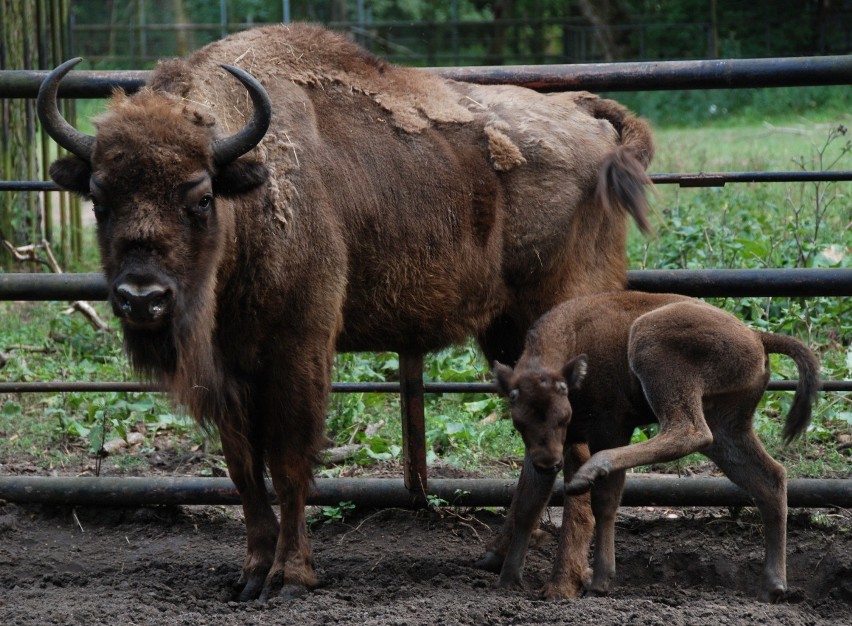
<box><xmin>311</xmin><ymin>501</ymin><xmax>356</xmax><ymax>526</ymax></box>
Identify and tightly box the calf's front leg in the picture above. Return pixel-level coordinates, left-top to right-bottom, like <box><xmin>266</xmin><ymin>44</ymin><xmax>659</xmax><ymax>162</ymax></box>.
<box><xmin>492</xmin><ymin>453</ymin><xmax>557</xmax><ymax>588</ymax></box>
<box><xmin>541</xmin><ymin>442</ymin><xmax>594</xmax><ymax>600</ymax></box>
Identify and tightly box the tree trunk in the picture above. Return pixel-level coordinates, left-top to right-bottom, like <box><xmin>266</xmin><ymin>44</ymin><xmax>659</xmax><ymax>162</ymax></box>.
<box><xmin>484</xmin><ymin>0</ymin><xmax>514</xmax><ymax>66</ymax></box>
<box><xmin>577</xmin><ymin>0</ymin><xmax>631</xmax><ymax>62</ymax></box>
<box><xmin>0</xmin><ymin>0</ymin><xmax>39</xmax><ymax>267</ymax></box>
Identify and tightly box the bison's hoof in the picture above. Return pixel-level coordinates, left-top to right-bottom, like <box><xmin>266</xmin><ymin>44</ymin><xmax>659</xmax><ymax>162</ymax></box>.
<box><xmin>277</xmin><ymin>583</ymin><xmax>310</xmax><ymax>601</ymax></box>
<box><xmin>474</xmin><ymin>551</ymin><xmax>504</xmax><ymax>573</ymax></box>
<box><xmin>540</xmin><ymin>581</ymin><xmax>583</xmax><ymax>600</ymax></box>
<box><xmin>235</xmin><ymin>572</ymin><xmax>266</xmax><ymax>602</ymax></box>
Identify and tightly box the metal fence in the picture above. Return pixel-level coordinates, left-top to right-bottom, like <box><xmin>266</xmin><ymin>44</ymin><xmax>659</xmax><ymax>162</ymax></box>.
<box><xmin>0</xmin><ymin>55</ymin><xmax>850</xmax><ymax>508</ymax></box>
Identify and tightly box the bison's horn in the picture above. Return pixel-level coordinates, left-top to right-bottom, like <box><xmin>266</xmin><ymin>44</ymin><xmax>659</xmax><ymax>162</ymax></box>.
<box><xmin>211</xmin><ymin>64</ymin><xmax>272</xmax><ymax>165</ymax></box>
<box><xmin>36</xmin><ymin>57</ymin><xmax>95</xmax><ymax>162</ymax></box>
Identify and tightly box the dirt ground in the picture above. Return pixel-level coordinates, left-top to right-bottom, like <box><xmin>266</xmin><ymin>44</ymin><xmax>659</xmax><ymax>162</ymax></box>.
<box><xmin>0</xmin><ymin>476</ymin><xmax>850</xmax><ymax>626</ymax></box>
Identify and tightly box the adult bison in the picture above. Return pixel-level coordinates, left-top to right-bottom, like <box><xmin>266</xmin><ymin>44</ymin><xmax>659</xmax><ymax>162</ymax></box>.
<box><xmin>38</xmin><ymin>23</ymin><xmax>654</xmax><ymax>601</ymax></box>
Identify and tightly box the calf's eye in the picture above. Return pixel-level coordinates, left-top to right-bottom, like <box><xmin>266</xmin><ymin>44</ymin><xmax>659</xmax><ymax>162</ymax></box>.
<box><xmin>508</xmin><ymin>389</ymin><xmax>519</xmax><ymax>403</ymax></box>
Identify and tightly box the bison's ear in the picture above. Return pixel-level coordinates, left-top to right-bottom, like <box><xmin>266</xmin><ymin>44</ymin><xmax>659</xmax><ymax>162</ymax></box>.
<box><xmin>213</xmin><ymin>158</ymin><xmax>269</xmax><ymax>197</ymax></box>
<box><xmin>493</xmin><ymin>361</ymin><xmax>515</xmax><ymax>397</ymax></box>
<box><xmin>562</xmin><ymin>354</ymin><xmax>588</xmax><ymax>391</ymax></box>
<box><xmin>49</xmin><ymin>156</ymin><xmax>91</xmax><ymax>196</ymax></box>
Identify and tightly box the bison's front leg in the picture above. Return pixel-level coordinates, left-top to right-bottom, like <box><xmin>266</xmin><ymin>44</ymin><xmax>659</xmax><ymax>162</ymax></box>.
<box><xmin>219</xmin><ymin>428</ymin><xmax>280</xmax><ymax>602</ymax></box>
<box><xmin>256</xmin><ymin>347</ymin><xmax>332</xmax><ymax>602</ymax></box>
<box><xmin>259</xmin><ymin>462</ymin><xmax>318</xmax><ymax>602</ymax></box>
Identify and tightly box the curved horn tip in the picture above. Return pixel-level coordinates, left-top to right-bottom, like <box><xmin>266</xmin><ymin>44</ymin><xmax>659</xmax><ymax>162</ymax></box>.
<box><xmin>37</xmin><ymin>57</ymin><xmax>95</xmax><ymax>162</ymax></box>
<box><xmin>212</xmin><ymin>64</ymin><xmax>272</xmax><ymax>166</ymax></box>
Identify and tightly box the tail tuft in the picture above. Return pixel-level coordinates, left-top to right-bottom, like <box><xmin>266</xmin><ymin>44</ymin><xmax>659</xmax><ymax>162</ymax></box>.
<box><xmin>582</xmin><ymin>97</ymin><xmax>655</xmax><ymax>235</ymax></box>
<box><xmin>760</xmin><ymin>333</ymin><xmax>820</xmax><ymax>444</ymax></box>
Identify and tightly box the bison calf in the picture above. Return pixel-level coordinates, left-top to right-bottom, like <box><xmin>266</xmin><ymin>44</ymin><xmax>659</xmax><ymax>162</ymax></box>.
<box><xmin>483</xmin><ymin>291</ymin><xmax>819</xmax><ymax>602</ymax></box>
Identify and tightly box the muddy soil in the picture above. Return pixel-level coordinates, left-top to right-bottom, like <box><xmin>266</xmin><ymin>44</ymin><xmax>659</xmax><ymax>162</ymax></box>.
<box><xmin>0</xmin><ymin>494</ymin><xmax>849</xmax><ymax>626</ymax></box>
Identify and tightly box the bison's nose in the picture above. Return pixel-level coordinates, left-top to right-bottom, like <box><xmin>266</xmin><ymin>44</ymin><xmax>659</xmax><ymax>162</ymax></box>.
<box><xmin>112</xmin><ymin>281</ymin><xmax>173</xmax><ymax>326</ymax></box>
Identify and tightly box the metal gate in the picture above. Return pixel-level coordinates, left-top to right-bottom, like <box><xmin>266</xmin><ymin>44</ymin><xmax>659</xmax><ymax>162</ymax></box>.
<box><xmin>1</xmin><ymin>55</ymin><xmax>851</xmax><ymax>508</ymax></box>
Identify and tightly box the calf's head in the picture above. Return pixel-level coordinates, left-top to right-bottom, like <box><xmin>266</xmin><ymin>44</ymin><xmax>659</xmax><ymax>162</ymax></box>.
<box><xmin>37</xmin><ymin>59</ymin><xmax>271</xmax><ymax>343</ymax></box>
<box><xmin>494</xmin><ymin>356</ymin><xmax>587</xmax><ymax>475</ymax></box>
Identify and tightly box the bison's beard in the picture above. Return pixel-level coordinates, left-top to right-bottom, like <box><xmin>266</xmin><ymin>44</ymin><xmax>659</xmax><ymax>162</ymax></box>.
<box><xmin>123</xmin><ymin>325</ymin><xmax>178</xmax><ymax>380</ymax></box>
<box><xmin>121</xmin><ymin>285</ymin><xmax>231</xmax><ymax>433</ymax></box>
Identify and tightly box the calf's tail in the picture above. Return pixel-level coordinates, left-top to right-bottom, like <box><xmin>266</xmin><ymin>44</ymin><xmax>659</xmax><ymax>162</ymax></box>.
<box><xmin>760</xmin><ymin>332</ymin><xmax>821</xmax><ymax>443</ymax></box>
<box><xmin>584</xmin><ymin>97</ymin><xmax>656</xmax><ymax>235</ymax></box>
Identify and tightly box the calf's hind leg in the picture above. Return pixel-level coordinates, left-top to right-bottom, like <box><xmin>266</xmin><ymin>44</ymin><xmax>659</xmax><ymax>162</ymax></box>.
<box><xmin>586</xmin><ymin>470</ymin><xmax>627</xmax><ymax>596</ymax></box>
<box><xmin>703</xmin><ymin>415</ymin><xmax>788</xmax><ymax>602</ymax></box>
<box><xmin>565</xmin><ymin>384</ymin><xmax>712</xmax><ymax>495</ymax></box>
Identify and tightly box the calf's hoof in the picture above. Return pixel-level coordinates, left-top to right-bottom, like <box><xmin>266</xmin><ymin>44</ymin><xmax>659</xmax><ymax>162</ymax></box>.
<box><xmin>495</xmin><ymin>574</ymin><xmax>523</xmax><ymax>591</ymax></box>
<box><xmin>475</xmin><ymin>551</ymin><xmax>504</xmax><ymax>573</ymax></box>
<box><xmin>758</xmin><ymin>581</ymin><xmax>787</xmax><ymax>604</ymax></box>
<box><xmin>564</xmin><ymin>476</ymin><xmax>594</xmax><ymax>495</ymax></box>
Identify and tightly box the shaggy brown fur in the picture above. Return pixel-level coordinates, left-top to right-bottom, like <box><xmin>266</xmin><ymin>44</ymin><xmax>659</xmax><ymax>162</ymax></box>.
<box><xmin>486</xmin><ymin>291</ymin><xmax>819</xmax><ymax>603</ymax></box>
<box><xmin>45</xmin><ymin>24</ymin><xmax>655</xmax><ymax>602</ymax></box>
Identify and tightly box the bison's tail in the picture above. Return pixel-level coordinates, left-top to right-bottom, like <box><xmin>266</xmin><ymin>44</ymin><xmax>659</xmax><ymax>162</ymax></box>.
<box><xmin>586</xmin><ymin>98</ymin><xmax>655</xmax><ymax>235</ymax></box>
<box><xmin>760</xmin><ymin>332</ymin><xmax>821</xmax><ymax>444</ymax></box>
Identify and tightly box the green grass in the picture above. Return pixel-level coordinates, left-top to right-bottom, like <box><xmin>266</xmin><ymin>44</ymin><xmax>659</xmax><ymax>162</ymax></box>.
<box><xmin>1</xmin><ymin>112</ymin><xmax>849</xmax><ymax>480</ymax></box>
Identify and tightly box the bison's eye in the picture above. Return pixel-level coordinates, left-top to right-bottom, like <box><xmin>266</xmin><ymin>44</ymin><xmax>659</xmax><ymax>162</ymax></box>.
<box><xmin>508</xmin><ymin>389</ymin><xmax>519</xmax><ymax>403</ymax></box>
<box><xmin>90</xmin><ymin>199</ymin><xmax>109</xmax><ymax>222</ymax></box>
<box><xmin>189</xmin><ymin>194</ymin><xmax>213</xmax><ymax>218</ymax></box>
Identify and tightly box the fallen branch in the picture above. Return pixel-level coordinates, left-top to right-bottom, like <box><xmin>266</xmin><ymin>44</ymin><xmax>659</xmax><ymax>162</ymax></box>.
<box><xmin>321</xmin><ymin>443</ymin><xmax>366</xmax><ymax>465</ymax></box>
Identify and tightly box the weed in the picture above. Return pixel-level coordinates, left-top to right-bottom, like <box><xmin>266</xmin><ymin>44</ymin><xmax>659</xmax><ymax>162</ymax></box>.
<box><xmin>310</xmin><ymin>501</ymin><xmax>356</xmax><ymax>526</ymax></box>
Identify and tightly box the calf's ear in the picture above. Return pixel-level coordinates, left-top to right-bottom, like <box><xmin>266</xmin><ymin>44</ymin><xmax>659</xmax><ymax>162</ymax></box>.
<box><xmin>49</xmin><ymin>156</ymin><xmax>91</xmax><ymax>196</ymax></box>
<box><xmin>213</xmin><ymin>158</ymin><xmax>269</xmax><ymax>197</ymax></box>
<box><xmin>492</xmin><ymin>361</ymin><xmax>514</xmax><ymax>396</ymax></box>
<box><xmin>562</xmin><ymin>354</ymin><xmax>588</xmax><ymax>391</ymax></box>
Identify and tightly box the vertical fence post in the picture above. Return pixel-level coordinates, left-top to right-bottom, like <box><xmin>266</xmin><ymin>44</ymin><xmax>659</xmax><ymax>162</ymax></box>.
<box><xmin>399</xmin><ymin>352</ymin><xmax>427</xmax><ymax>497</ymax></box>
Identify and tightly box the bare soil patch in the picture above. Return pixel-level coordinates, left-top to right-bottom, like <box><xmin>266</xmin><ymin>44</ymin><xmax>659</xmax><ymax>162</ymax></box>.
<box><xmin>0</xmin><ymin>484</ymin><xmax>849</xmax><ymax>625</ymax></box>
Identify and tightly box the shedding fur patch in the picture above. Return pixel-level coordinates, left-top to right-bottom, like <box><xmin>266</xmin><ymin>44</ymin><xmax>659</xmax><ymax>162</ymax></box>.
<box><xmin>485</xmin><ymin>124</ymin><xmax>527</xmax><ymax>171</ymax></box>
<box><xmin>187</xmin><ymin>24</ymin><xmax>473</xmax><ymax>134</ymax></box>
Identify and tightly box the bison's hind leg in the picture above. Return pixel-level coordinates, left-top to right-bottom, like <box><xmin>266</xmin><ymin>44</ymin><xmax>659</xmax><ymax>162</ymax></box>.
<box><xmin>704</xmin><ymin>398</ymin><xmax>789</xmax><ymax>602</ymax></box>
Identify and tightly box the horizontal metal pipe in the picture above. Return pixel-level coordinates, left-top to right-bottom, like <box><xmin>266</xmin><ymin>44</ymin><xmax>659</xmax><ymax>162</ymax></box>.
<box><xmin>1</xmin><ymin>379</ymin><xmax>849</xmax><ymax>394</ymax></box>
<box><xmin>649</xmin><ymin>170</ymin><xmax>852</xmax><ymax>187</ymax></box>
<box><xmin>4</xmin><ymin>171</ymin><xmax>851</xmax><ymax>192</ymax></box>
<box><xmin>1</xmin><ymin>55</ymin><xmax>849</xmax><ymax>98</ymax></box>
<box><xmin>2</xmin><ymin>268</ymin><xmax>850</xmax><ymax>301</ymax></box>
<box><xmin>626</xmin><ymin>268</ymin><xmax>852</xmax><ymax>297</ymax></box>
<box><xmin>0</xmin><ymin>476</ymin><xmax>848</xmax><ymax>508</ymax></box>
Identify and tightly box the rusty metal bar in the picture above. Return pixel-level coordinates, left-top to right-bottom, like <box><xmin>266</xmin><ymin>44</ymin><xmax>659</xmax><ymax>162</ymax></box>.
<box><xmin>1</xmin><ymin>55</ymin><xmax>850</xmax><ymax>98</ymax></box>
<box><xmin>400</xmin><ymin>352</ymin><xmax>428</xmax><ymax>494</ymax></box>
<box><xmin>4</xmin><ymin>170</ymin><xmax>851</xmax><ymax>192</ymax></box>
<box><xmin>1</xmin><ymin>379</ymin><xmax>849</xmax><ymax>394</ymax></box>
<box><xmin>650</xmin><ymin>170</ymin><xmax>852</xmax><ymax>187</ymax></box>
<box><xmin>2</xmin><ymin>268</ymin><xmax>850</xmax><ymax>301</ymax></box>
<box><xmin>0</xmin><ymin>476</ymin><xmax>848</xmax><ymax>508</ymax></box>
<box><xmin>627</xmin><ymin>268</ymin><xmax>852</xmax><ymax>297</ymax></box>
